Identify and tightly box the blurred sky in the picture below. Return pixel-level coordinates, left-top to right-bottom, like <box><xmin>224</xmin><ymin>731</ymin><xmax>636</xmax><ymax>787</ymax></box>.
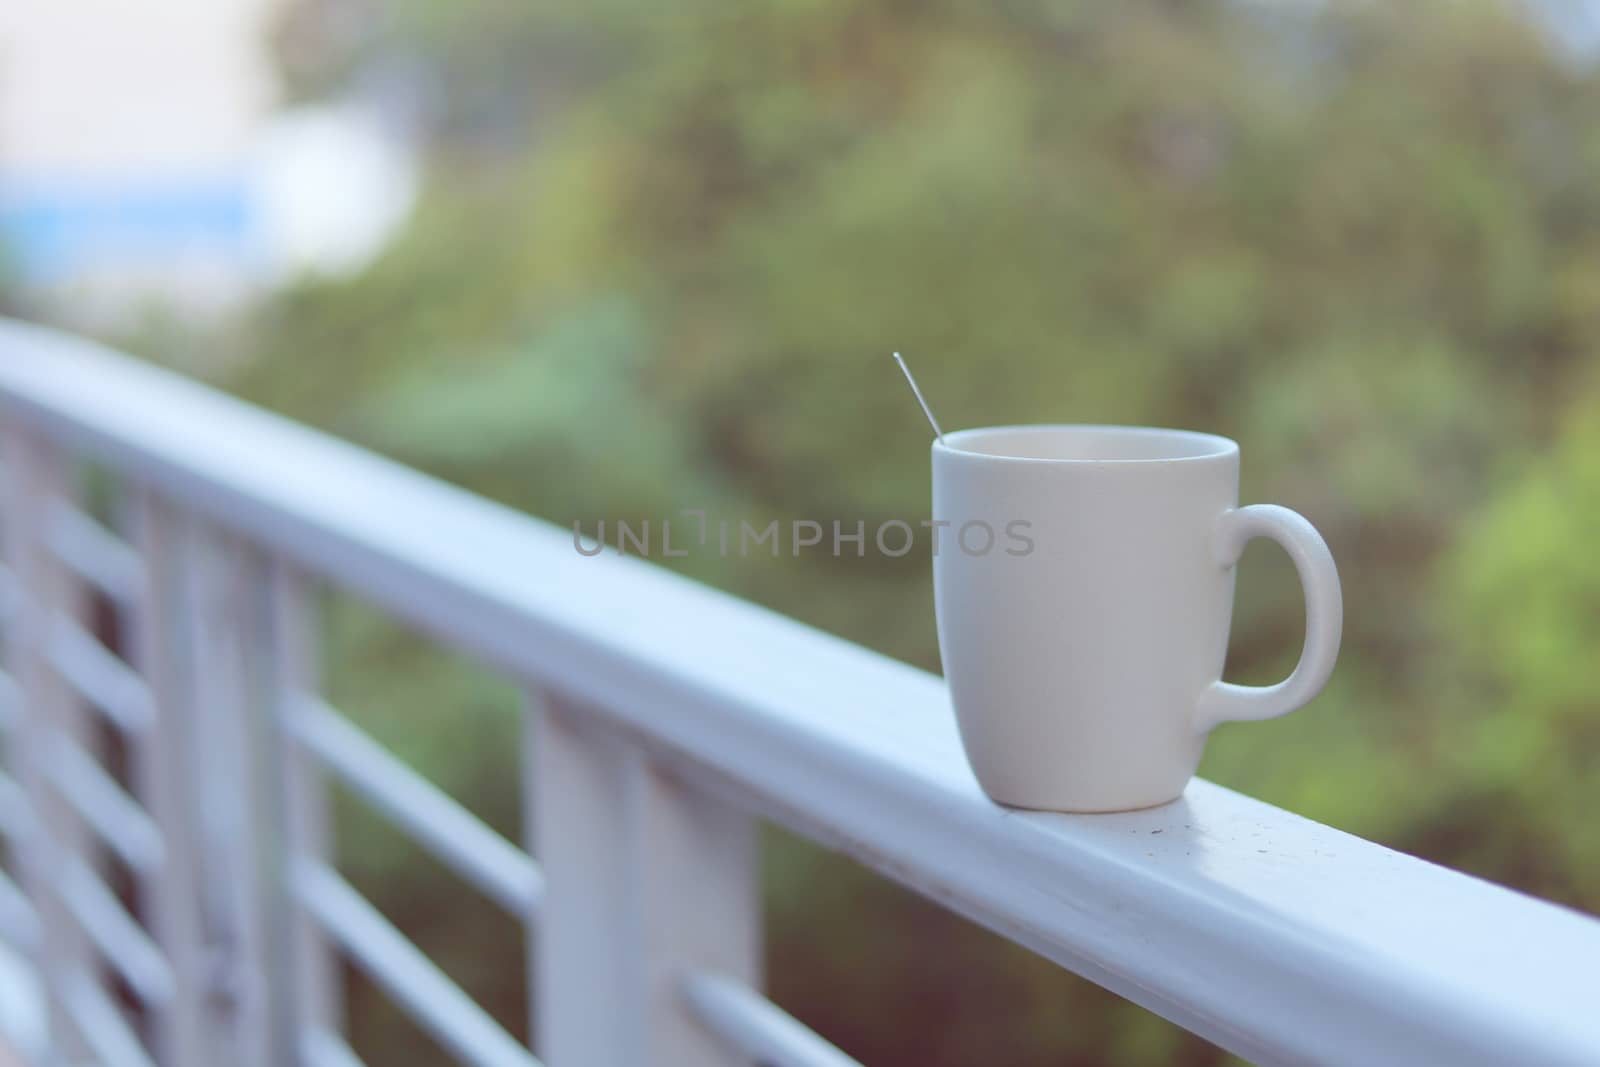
<box><xmin>0</xmin><ymin>0</ymin><xmax>415</xmax><ymax>322</ymax></box>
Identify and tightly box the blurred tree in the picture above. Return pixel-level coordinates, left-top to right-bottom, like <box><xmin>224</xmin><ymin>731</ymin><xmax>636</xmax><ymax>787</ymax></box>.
<box><xmin>1423</xmin><ymin>398</ymin><xmax>1600</xmax><ymax>908</ymax></box>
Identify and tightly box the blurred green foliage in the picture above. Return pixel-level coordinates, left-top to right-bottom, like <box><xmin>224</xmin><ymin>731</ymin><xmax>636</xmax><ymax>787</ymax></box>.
<box><xmin>209</xmin><ymin>0</ymin><xmax>1600</xmax><ymax>1061</ymax></box>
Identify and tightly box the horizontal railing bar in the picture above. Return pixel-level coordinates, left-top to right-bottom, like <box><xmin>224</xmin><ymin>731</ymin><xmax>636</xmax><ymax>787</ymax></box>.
<box><xmin>684</xmin><ymin>972</ymin><xmax>862</xmax><ymax>1067</ymax></box>
<box><xmin>303</xmin><ymin>1028</ymin><xmax>371</xmax><ymax>1067</ymax></box>
<box><xmin>0</xmin><ymin>867</ymin><xmax>42</xmax><ymax>954</ymax></box>
<box><xmin>59</xmin><ymin>967</ymin><xmax>158</xmax><ymax>1067</ymax></box>
<box><xmin>294</xmin><ymin>862</ymin><xmax>539</xmax><ymax>1067</ymax></box>
<box><xmin>291</xmin><ymin>697</ymin><xmax>543</xmax><ymax>918</ymax></box>
<box><xmin>46</xmin><ymin>500</ymin><xmax>143</xmax><ymax>607</ymax></box>
<box><xmin>44</xmin><ymin>731</ymin><xmax>164</xmax><ymax>875</ymax></box>
<box><xmin>7</xmin><ymin>321</ymin><xmax>1600</xmax><ymax>1067</ymax></box>
<box><xmin>45</xmin><ymin>614</ymin><xmax>154</xmax><ymax>734</ymax></box>
<box><xmin>56</xmin><ymin>855</ymin><xmax>174</xmax><ymax>1006</ymax></box>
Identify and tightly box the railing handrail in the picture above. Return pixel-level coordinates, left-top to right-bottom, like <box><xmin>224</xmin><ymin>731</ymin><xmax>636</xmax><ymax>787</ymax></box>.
<box><xmin>3</xmin><ymin>318</ymin><xmax>1599</xmax><ymax>1066</ymax></box>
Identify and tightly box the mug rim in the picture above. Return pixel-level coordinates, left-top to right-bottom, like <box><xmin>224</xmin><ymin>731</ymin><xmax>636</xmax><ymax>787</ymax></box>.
<box><xmin>933</xmin><ymin>423</ymin><xmax>1238</xmax><ymax>465</ymax></box>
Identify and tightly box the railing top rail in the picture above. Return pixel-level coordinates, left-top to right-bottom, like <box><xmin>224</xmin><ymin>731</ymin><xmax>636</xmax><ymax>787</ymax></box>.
<box><xmin>3</xmin><ymin>319</ymin><xmax>1598</xmax><ymax>1067</ymax></box>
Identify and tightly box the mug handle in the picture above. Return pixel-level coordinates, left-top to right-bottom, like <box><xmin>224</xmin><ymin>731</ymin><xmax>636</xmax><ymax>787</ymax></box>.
<box><xmin>1195</xmin><ymin>504</ymin><xmax>1343</xmax><ymax>733</ymax></box>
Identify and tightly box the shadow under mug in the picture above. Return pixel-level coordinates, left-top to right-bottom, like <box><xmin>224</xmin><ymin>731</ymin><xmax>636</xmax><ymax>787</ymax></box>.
<box><xmin>932</xmin><ymin>425</ymin><xmax>1342</xmax><ymax>813</ymax></box>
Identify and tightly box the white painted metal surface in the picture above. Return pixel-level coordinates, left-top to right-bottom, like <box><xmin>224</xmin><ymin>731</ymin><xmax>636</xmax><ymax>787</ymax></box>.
<box><xmin>127</xmin><ymin>489</ymin><xmax>222</xmax><ymax>1067</ymax></box>
<box><xmin>264</xmin><ymin>560</ymin><xmax>346</xmax><ymax>1064</ymax></box>
<box><xmin>45</xmin><ymin>612</ymin><xmax>154</xmax><ymax>733</ymax></box>
<box><xmin>303</xmin><ymin>1027</ymin><xmax>370</xmax><ymax>1067</ymax></box>
<box><xmin>683</xmin><ymin>972</ymin><xmax>862</xmax><ymax>1067</ymax></box>
<box><xmin>54</xmin><ymin>853</ymin><xmax>173</xmax><ymax>1005</ymax></box>
<box><xmin>60</xmin><ymin>967</ymin><xmax>158</xmax><ymax>1067</ymax></box>
<box><xmin>1</xmin><ymin>427</ymin><xmax>96</xmax><ymax>1064</ymax></box>
<box><xmin>530</xmin><ymin>693</ymin><xmax>759</xmax><ymax>1067</ymax></box>
<box><xmin>0</xmin><ymin>941</ymin><xmax>46</xmax><ymax>1060</ymax></box>
<box><xmin>291</xmin><ymin>696</ymin><xmax>543</xmax><ymax>916</ymax></box>
<box><xmin>185</xmin><ymin>527</ymin><xmax>276</xmax><ymax>1067</ymax></box>
<box><xmin>43</xmin><ymin>727</ymin><xmax>164</xmax><ymax>874</ymax></box>
<box><xmin>0</xmin><ymin>870</ymin><xmax>39</xmax><ymax>957</ymax></box>
<box><xmin>294</xmin><ymin>862</ymin><xmax>537</xmax><ymax>1067</ymax></box>
<box><xmin>0</xmin><ymin>319</ymin><xmax>1597</xmax><ymax>1066</ymax></box>
<box><xmin>45</xmin><ymin>501</ymin><xmax>143</xmax><ymax>609</ymax></box>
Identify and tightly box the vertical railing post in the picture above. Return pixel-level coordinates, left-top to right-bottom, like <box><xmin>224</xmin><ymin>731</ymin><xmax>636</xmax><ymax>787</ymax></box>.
<box><xmin>182</xmin><ymin>528</ymin><xmax>274</xmax><ymax>1067</ymax></box>
<box><xmin>1</xmin><ymin>427</ymin><xmax>94</xmax><ymax>1063</ymax></box>
<box><xmin>263</xmin><ymin>560</ymin><xmax>343</xmax><ymax>1065</ymax></box>
<box><xmin>0</xmin><ymin>455</ymin><xmax>37</xmax><ymax>963</ymax></box>
<box><xmin>526</xmin><ymin>690</ymin><xmax>760</xmax><ymax>1066</ymax></box>
<box><xmin>126</xmin><ymin>489</ymin><xmax>216</xmax><ymax>1067</ymax></box>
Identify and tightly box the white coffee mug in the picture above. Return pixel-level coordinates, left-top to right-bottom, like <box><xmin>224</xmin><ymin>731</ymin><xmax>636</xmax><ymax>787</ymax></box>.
<box><xmin>932</xmin><ymin>425</ymin><xmax>1342</xmax><ymax>812</ymax></box>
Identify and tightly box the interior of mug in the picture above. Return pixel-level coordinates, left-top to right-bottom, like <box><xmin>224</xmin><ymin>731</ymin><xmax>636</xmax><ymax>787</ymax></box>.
<box><xmin>940</xmin><ymin>425</ymin><xmax>1235</xmax><ymax>462</ymax></box>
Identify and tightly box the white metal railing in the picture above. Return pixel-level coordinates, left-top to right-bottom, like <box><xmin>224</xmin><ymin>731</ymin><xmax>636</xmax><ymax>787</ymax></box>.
<box><xmin>0</xmin><ymin>318</ymin><xmax>1598</xmax><ymax>1067</ymax></box>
